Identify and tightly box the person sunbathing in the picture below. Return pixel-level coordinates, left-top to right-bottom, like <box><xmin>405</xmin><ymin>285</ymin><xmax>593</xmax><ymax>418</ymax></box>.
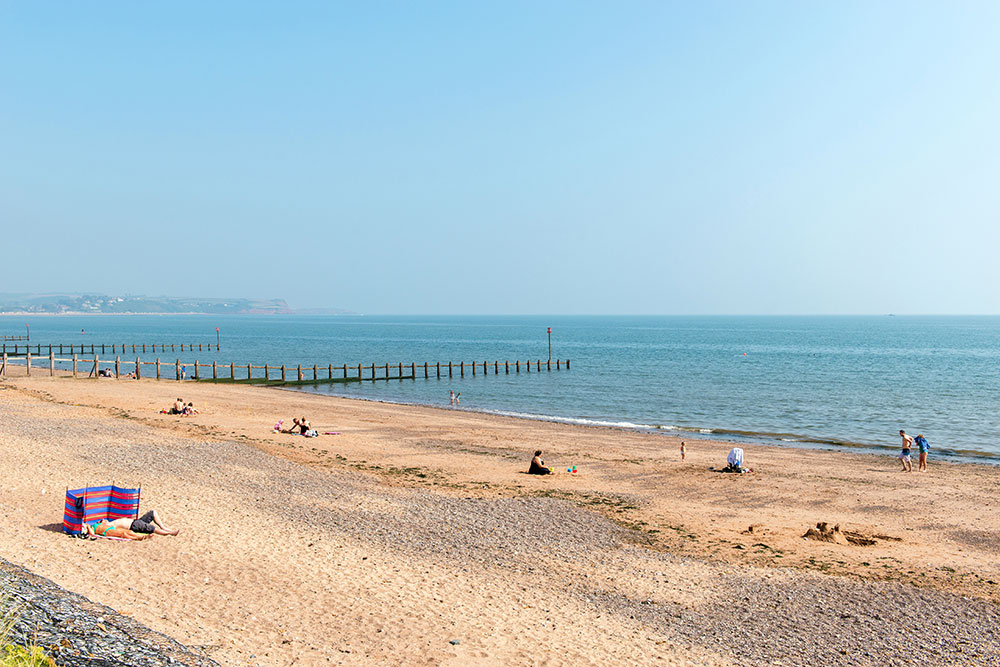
<box><xmin>84</xmin><ymin>520</ymin><xmax>152</xmax><ymax>541</ymax></box>
<box><xmin>528</xmin><ymin>450</ymin><xmax>553</xmax><ymax>475</ymax></box>
<box><xmin>183</xmin><ymin>402</ymin><xmax>199</xmax><ymax>415</ymax></box>
<box><xmin>86</xmin><ymin>509</ymin><xmax>180</xmax><ymax>538</ymax></box>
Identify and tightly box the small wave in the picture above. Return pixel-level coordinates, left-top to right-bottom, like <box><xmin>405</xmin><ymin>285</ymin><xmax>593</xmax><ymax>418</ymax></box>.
<box><xmin>699</xmin><ymin>428</ymin><xmax>713</xmax><ymax>433</ymax></box>
<box><xmin>488</xmin><ymin>410</ymin><xmax>657</xmax><ymax>430</ymax></box>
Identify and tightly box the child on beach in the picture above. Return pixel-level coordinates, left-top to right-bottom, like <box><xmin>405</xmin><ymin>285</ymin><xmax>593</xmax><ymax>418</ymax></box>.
<box><xmin>455</xmin><ymin>393</ymin><xmax>460</xmax><ymax>406</ymax></box>
<box><xmin>915</xmin><ymin>433</ymin><xmax>930</xmax><ymax>472</ymax></box>
<box><xmin>680</xmin><ymin>441</ymin><xmax>686</xmax><ymax>460</ymax></box>
<box><xmin>898</xmin><ymin>430</ymin><xmax>913</xmax><ymax>472</ymax></box>
<box><xmin>449</xmin><ymin>390</ymin><xmax>455</xmax><ymax>405</ymax></box>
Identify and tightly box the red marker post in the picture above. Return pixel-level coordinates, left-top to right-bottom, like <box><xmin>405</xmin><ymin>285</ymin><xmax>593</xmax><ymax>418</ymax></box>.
<box><xmin>216</xmin><ymin>327</ymin><xmax>220</xmax><ymax>349</ymax></box>
<box><xmin>547</xmin><ymin>327</ymin><xmax>552</xmax><ymax>362</ymax></box>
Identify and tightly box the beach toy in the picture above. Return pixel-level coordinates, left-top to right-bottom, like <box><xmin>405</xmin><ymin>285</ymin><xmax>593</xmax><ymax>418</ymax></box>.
<box><xmin>548</xmin><ymin>467</ymin><xmax>553</xmax><ymax>472</ymax></box>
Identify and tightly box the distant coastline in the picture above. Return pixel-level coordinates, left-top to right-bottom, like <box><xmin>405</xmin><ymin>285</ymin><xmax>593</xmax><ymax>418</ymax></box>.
<box><xmin>0</xmin><ymin>311</ymin><xmax>359</xmax><ymax>317</ymax></box>
<box><xmin>0</xmin><ymin>293</ymin><xmax>354</xmax><ymax>316</ymax></box>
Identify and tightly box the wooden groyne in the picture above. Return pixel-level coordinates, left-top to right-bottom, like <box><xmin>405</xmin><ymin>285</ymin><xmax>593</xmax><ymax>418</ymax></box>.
<box><xmin>1</xmin><ymin>342</ymin><xmax>219</xmax><ymax>356</ymax></box>
<box><xmin>0</xmin><ymin>353</ymin><xmax>569</xmax><ymax>384</ymax></box>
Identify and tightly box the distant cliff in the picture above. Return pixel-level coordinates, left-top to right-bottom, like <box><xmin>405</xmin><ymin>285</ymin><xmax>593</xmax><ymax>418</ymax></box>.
<box><xmin>0</xmin><ymin>293</ymin><xmax>350</xmax><ymax>315</ymax></box>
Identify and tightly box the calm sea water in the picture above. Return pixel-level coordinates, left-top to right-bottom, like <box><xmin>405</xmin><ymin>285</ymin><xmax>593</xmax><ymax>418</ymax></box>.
<box><xmin>4</xmin><ymin>315</ymin><xmax>998</xmax><ymax>462</ymax></box>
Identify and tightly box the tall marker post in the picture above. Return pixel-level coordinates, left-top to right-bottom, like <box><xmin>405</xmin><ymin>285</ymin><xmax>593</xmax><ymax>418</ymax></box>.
<box><xmin>216</xmin><ymin>327</ymin><xmax>220</xmax><ymax>350</ymax></box>
<box><xmin>547</xmin><ymin>327</ymin><xmax>552</xmax><ymax>362</ymax></box>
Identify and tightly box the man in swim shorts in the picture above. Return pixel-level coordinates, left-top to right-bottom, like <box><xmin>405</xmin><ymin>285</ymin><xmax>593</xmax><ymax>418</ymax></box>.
<box><xmin>105</xmin><ymin>509</ymin><xmax>180</xmax><ymax>536</ymax></box>
<box><xmin>898</xmin><ymin>430</ymin><xmax>913</xmax><ymax>472</ymax></box>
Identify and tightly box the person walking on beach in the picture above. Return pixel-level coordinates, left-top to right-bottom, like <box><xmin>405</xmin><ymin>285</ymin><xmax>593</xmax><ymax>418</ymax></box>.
<box><xmin>455</xmin><ymin>392</ymin><xmax>460</xmax><ymax>406</ymax></box>
<box><xmin>898</xmin><ymin>430</ymin><xmax>913</xmax><ymax>472</ymax></box>
<box><xmin>915</xmin><ymin>433</ymin><xmax>930</xmax><ymax>472</ymax></box>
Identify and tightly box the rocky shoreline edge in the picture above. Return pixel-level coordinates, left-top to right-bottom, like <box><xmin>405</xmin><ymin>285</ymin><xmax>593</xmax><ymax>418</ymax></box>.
<box><xmin>1</xmin><ymin>556</ymin><xmax>217</xmax><ymax>667</ymax></box>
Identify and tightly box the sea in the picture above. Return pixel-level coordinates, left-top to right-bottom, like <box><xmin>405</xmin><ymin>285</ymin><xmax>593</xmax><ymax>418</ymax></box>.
<box><xmin>3</xmin><ymin>315</ymin><xmax>998</xmax><ymax>463</ymax></box>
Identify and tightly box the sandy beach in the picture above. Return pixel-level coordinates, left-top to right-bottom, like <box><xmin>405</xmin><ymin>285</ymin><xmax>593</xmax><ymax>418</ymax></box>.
<box><xmin>1</xmin><ymin>371</ymin><xmax>998</xmax><ymax>665</ymax></box>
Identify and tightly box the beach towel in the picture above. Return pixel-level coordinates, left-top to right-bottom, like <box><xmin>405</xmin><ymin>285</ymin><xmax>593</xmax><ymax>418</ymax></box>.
<box><xmin>62</xmin><ymin>485</ymin><xmax>140</xmax><ymax>535</ymax></box>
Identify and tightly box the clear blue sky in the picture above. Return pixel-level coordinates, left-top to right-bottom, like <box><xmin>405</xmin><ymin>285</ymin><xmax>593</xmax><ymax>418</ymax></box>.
<box><xmin>2</xmin><ymin>2</ymin><xmax>998</xmax><ymax>314</ymax></box>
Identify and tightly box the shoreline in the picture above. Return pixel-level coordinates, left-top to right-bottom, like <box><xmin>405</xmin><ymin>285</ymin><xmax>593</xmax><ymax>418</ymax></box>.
<box><xmin>3</xmin><ymin>357</ymin><xmax>995</xmax><ymax>465</ymax></box>
<box><xmin>287</xmin><ymin>384</ymin><xmax>1000</xmax><ymax>465</ymax></box>
<box><xmin>1</xmin><ymin>374</ymin><xmax>998</xmax><ymax>664</ymax></box>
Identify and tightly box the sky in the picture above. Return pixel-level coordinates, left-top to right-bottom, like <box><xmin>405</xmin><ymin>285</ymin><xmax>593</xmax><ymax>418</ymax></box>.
<box><xmin>1</xmin><ymin>1</ymin><xmax>998</xmax><ymax>314</ymax></box>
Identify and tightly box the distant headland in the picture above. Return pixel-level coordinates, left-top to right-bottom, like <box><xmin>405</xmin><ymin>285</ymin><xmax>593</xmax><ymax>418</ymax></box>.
<box><xmin>0</xmin><ymin>293</ymin><xmax>354</xmax><ymax>316</ymax></box>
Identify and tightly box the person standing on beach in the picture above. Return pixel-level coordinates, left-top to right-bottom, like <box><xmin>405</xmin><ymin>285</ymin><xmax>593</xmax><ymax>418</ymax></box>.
<box><xmin>898</xmin><ymin>430</ymin><xmax>913</xmax><ymax>472</ymax></box>
<box><xmin>455</xmin><ymin>393</ymin><xmax>460</xmax><ymax>406</ymax></box>
<box><xmin>680</xmin><ymin>441</ymin><xmax>686</xmax><ymax>460</ymax></box>
<box><xmin>449</xmin><ymin>390</ymin><xmax>455</xmax><ymax>406</ymax></box>
<box><xmin>915</xmin><ymin>433</ymin><xmax>930</xmax><ymax>472</ymax></box>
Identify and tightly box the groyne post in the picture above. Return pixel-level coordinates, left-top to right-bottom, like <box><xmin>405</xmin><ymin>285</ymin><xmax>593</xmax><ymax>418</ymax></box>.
<box><xmin>72</xmin><ymin>354</ymin><xmax>77</xmax><ymax>377</ymax></box>
<box><xmin>281</xmin><ymin>365</ymin><xmax>286</xmax><ymax>382</ymax></box>
<box><xmin>135</xmin><ymin>357</ymin><xmax>141</xmax><ymax>379</ymax></box>
<box><xmin>156</xmin><ymin>358</ymin><xmax>161</xmax><ymax>380</ymax></box>
<box><xmin>175</xmin><ymin>360</ymin><xmax>180</xmax><ymax>381</ymax></box>
<box><xmin>49</xmin><ymin>351</ymin><xmax>54</xmax><ymax>376</ymax></box>
<box><xmin>26</xmin><ymin>352</ymin><xmax>31</xmax><ymax>376</ymax></box>
<box><xmin>194</xmin><ymin>360</ymin><xmax>200</xmax><ymax>380</ymax></box>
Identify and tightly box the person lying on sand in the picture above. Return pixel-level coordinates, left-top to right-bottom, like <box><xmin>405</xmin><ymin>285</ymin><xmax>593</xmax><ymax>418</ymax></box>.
<box><xmin>529</xmin><ymin>450</ymin><xmax>553</xmax><ymax>475</ymax></box>
<box><xmin>183</xmin><ymin>402</ymin><xmax>199</xmax><ymax>415</ymax></box>
<box><xmin>85</xmin><ymin>509</ymin><xmax>180</xmax><ymax>538</ymax></box>
<box><xmin>83</xmin><ymin>520</ymin><xmax>151</xmax><ymax>541</ymax></box>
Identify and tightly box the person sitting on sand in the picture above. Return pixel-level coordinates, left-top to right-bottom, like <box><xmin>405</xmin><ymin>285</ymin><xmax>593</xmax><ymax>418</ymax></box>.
<box><xmin>528</xmin><ymin>450</ymin><xmax>552</xmax><ymax>475</ymax></box>
<box><xmin>280</xmin><ymin>416</ymin><xmax>318</xmax><ymax>437</ymax></box>
<box><xmin>170</xmin><ymin>398</ymin><xmax>185</xmax><ymax>415</ymax></box>
<box><xmin>722</xmin><ymin>447</ymin><xmax>752</xmax><ymax>473</ymax></box>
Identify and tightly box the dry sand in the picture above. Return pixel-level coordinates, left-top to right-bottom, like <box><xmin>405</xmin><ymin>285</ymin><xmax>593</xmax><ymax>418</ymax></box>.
<box><xmin>1</xmin><ymin>372</ymin><xmax>998</xmax><ymax>665</ymax></box>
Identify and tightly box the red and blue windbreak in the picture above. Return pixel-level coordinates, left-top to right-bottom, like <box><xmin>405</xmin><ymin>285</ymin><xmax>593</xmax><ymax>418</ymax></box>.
<box><xmin>62</xmin><ymin>485</ymin><xmax>140</xmax><ymax>534</ymax></box>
